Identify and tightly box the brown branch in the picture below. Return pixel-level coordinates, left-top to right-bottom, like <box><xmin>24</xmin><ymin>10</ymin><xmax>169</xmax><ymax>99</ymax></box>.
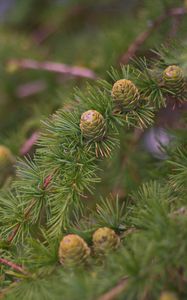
<box><xmin>119</xmin><ymin>7</ymin><xmax>187</xmax><ymax>64</ymax></box>
<box><xmin>121</xmin><ymin>227</ymin><xmax>139</xmax><ymax>239</ymax></box>
<box><xmin>97</xmin><ymin>276</ymin><xmax>129</xmax><ymax>300</ymax></box>
<box><xmin>43</xmin><ymin>174</ymin><xmax>52</xmax><ymax>189</ymax></box>
<box><xmin>16</xmin><ymin>80</ymin><xmax>47</xmax><ymax>98</ymax></box>
<box><xmin>169</xmin><ymin>14</ymin><xmax>182</xmax><ymax>37</ymax></box>
<box><xmin>7</xmin><ymin>59</ymin><xmax>97</xmax><ymax>80</ymax></box>
<box><xmin>0</xmin><ymin>258</ymin><xmax>27</xmax><ymax>275</ymax></box>
<box><xmin>20</xmin><ymin>131</ymin><xmax>40</xmax><ymax>156</ymax></box>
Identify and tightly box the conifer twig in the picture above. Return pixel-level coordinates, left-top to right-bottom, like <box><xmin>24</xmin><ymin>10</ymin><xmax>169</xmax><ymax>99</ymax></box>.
<box><xmin>0</xmin><ymin>258</ymin><xmax>27</xmax><ymax>275</ymax></box>
<box><xmin>119</xmin><ymin>7</ymin><xmax>187</xmax><ymax>64</ymax></box>
<box><xmin>7</xmin><ymin>59</ymin><xmax>97</xmax><ymax>79</ymax></box>
<box><xmin>7</xmin><ymin>172</ymin><xmax>53</xmax><ymax>243</ymax></box>
<box><xmin>7</xmin><ymin>198</ymin><xmax>37</xmax><ymax>243</ymax></box>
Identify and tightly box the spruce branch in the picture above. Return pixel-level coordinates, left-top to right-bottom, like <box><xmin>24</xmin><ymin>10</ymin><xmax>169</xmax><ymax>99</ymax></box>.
<box><xmin>1</xmin><ymin>56</ymin><xmax>185</xmax><ymax>243</ymax></box>
<box><xmin>7</xmin><ymin>198</ymin><xmax>37</xmax><ymax>243</ymax></box>
<box><xmin>1</xmin><ymin>51</ymin><xmax>187</xmax><ymax>299</ymax></box>
<box><xmin>5</xmin><ymin>172</ymin><xmax>53</xmax><ymax>243</ymax></box>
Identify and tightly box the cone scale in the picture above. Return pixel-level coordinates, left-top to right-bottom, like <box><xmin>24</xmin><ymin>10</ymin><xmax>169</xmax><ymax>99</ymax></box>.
<box><xmin>92</xmin><ymin>227</ymin><xmax>120</xmax><ymax>254</ymax></box>
<box><xmin>80</xmin><ymin>110</ymin><xmax>106</xmax><ymax>141</ymax></box>
<box><xmin>58</xmin><ymin>234</ymin><xmax>90</xmax><ymax>267</ymax></box>
<box><xmin>163</xmin><ymin>65</ymin><xmax>185</xmax><ymax>97</ymax></box>
<box><xmin>111</xmin><ymin>79</ymin><xmax>140</xmax><ymax>111</ymax></box>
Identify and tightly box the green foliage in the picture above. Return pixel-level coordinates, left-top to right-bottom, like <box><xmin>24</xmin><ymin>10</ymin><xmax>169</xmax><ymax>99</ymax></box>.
<box><xmin>0</xmin><ymin>1</ymin><xmax>187</xmax><ymax>299</ymax></box>
<box><xmin>0</xmin><ymin>46</ymin><xmax>187</xmax><ymax>298</ymax></box>
<box><xmin>94</xmin><ymin>195</ymin><xmax>128</xmax><ymax>231</ymax></box>
<box><xmin>168</xmin><ymin>147</ymin><xmax>187</xmax><ymax>193</ymax></box>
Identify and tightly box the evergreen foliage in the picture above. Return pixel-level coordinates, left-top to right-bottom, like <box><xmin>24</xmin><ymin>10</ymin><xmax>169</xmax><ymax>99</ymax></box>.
<box><xmin>0</xmin><ymin>43</ymin><xmax>187</xmax><ymax>299</ymax></box>
<box><xmin>0</xmin><ymin>1</ymin><xmax>187</xmax><ymax>299</ymax></box>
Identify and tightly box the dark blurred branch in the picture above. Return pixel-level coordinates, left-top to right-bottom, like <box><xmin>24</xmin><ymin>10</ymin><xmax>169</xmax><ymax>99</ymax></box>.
<box><xmin>169</xmin><ymin>14</ymin><xmax>182</xmax><ymax>37</ymax></box>
<box><xmin>7</xmin><ymin>59</ymin><xmax>97</xmax><ymax>80</ymax></box>
<box><xmin>16</xmin><ymin>80</ymin><xmax>47</xmax><ymax>98</ymax></box>
<box><xmin>119</xmin><ymin>7</ymin><xmax>187</xmax><ymax>64</ymax></box>
<box><xmin>0</xmin><ymin>258</ymin><xmax>28</xmax><ymax>275</ymax></box>
<box><xmin>97</xmin><ymin>276</ymin><xmax>129</xmax><ymax>300</ymax></box>
<box><xmin>20</xmin><ymin>131</ymin><xmax>39</xmax><ymax>156</ymax></box>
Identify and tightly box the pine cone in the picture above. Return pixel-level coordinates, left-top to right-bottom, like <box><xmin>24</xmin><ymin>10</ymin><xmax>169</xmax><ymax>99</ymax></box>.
<box><xmin>58</xmin><ymin>234</ymin><xmax>90</xmax><ymax>266</ymax></box>
<box><xmin>0</xmin><ymin>146</ymin><xmax>14</xmax><ymax>170</ymax></box>
<box><xmin>159</xmin><ymin>291</ymin><xmax>178</xmax><ymax>300</ymax></box>
<box><xmin>163</xmin><ymin>65</ymin><xmax>185</xmax><ymax>96</ymax></box>
<box><xmin>92</xmin><ymin>227</ymin><xmax>120</xmax><ymax>254</ymax></box>
<box><xmin>80</xmin><ymin>110</ymin><xmax>106</xmax><ymax>141</ymax></box>
<box><xmin>111</xmin><ymin>79</ymin><xmax>140</xmax><ymax>111</ymax></box>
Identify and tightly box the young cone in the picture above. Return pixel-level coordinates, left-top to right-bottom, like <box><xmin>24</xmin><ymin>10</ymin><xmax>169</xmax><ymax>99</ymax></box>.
<box><xmin>0</xmin><ymin>145</ymin><xmax>14</xmax><ymax>170</ymax></box>
<box><xmin>163</xmin><ymin>65</ymin><xmax>185</xmax><ymax>97</ymax></box>
<box><xmin>159</xmin><ymin>291</ymin><xmax>178</xmax><ymax>300</ymax></box>
<box><xmin>92</xmin><ymin>227</ymin><xmax>120</xmax><ymax>254</ymax></box>
<box><xmin>80</xmin><ymin>110</ymin><xmax>106</xmax><ymax>141</ymax></box>
<box><xmin>58</xmin><ymin>234</ymin><xmax>90</xmax><ymax>267</ymax></box>
<box><xmin>111</xmin><ymin>79</ymin><xmax>140</xmax><ymax>111</ymax></box>
<box><xmin>0</xmin><ymin>145</ymin><xmax>15</xmax><ymax>186</ymax></box>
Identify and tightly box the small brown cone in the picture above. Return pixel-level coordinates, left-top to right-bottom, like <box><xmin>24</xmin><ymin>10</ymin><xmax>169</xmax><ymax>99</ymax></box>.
<box><xmin>80</xmin><ymin>110</ymin><xmax>106</xmax><ymax>141</ymax></box>
<box><xmin>163</xmin><ymin>65</ymin><xmax>185</xmax><ymax>97</ymax></box>
<box><xmin>58</xmin><ymin>234</ymin><xmax>90</xmax><ymax>267</ymax></box>
<box><xmin>111</xmin><ymin>79</ymin><xmax>140</xmax><ymax>111</ymax></box>
<box><xmin>92</xmin><ymin>227</ymin><xmax>120</xmax><ymax>255</ymax></box>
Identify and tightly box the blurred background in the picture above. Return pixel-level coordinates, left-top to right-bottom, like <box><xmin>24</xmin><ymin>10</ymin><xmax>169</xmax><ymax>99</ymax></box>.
<box><xmin>0</xmin><ymin>0</ymin><xmax>187</xmax><ymax>190</ymax></box>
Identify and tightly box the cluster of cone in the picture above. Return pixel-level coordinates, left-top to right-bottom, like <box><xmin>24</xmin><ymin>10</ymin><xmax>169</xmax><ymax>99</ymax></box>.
<box><xmin>58</xmin><ymin>227</ymin><xmax>120</xmax><ymax>267</ymax></box>
<box><xmin>79</xmin><ymin>65</ymin><xmax>185</xmax><ymax>142</ymax></box>
<box><xmin>79</xmin><ymin>79</ymin><xmax>140</xmax><ymax>142</ymax></box>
